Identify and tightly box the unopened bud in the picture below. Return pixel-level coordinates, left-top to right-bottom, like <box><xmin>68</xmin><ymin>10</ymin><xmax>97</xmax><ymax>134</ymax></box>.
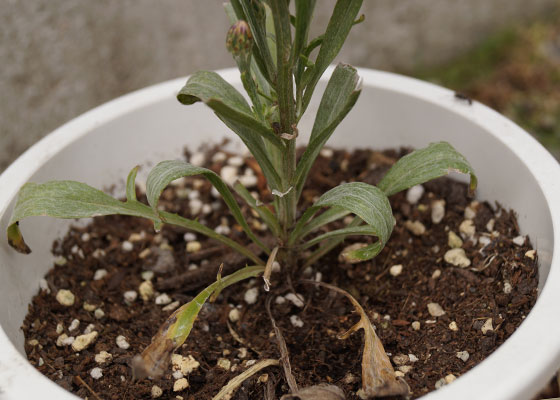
<box><xmin>226</xmin><ymin>21</ymin><xmax>253</xmax><ymax>56</ymax></box>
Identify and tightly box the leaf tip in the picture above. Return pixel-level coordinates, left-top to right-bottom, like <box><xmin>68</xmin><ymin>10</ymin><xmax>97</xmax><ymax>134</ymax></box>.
<box><xmin>7</xmin><ymin>223</ymin><xmax>31</xmax><ymax>254</ymax></box>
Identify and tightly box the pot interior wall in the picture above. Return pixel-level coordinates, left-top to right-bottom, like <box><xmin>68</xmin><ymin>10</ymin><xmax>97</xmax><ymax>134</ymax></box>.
<box><xmin>0</xmin><ymin>76</ymin><xmax>554</xmax><ymax>359</ymax></box>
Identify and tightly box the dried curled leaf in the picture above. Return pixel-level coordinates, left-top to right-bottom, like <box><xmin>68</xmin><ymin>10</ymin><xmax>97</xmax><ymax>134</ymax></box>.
<box><xmin>132</xmin><ymin>266</ymin><xmax>264</xmax><ymax>379</ymax></box>
<box><xmin>303</xmin><ymin>281</ymin><xmax>410</xmax><ymax>398</ymax></box>
<box><xmin>280</xmin><ymin>384</ymin><xmax>345</xmax><ymax>400</ymax></box>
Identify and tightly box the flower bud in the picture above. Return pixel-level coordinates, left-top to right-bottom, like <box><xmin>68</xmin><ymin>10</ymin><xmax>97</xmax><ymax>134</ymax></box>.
<box><xmin>226</xmin><ymin>21</ymin><xmax>253</xmax><ymax>56</ymax></box>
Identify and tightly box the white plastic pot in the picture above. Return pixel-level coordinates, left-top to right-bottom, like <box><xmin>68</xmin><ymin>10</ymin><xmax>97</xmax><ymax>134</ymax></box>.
<box><xmin>1</xmin><ymin>67</ymin><xmax>559</xmax><ymax>399</ymax></box>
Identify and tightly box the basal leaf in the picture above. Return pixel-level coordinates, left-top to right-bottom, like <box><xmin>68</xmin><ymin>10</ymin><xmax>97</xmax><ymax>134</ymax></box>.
<box><xmin>377</xmin><ymin>141</ymin><xmax>478</xmax><ymax>197</ymax></box>
<box><xmin>295</xmin><ymin>63</ymin><xmax>361</xmax><ymax>198</ymax></box>
<box><xmin>177</xmin><ymin>70</ymin><xmax>283</xmax><ymax>149</ymax></box>
<box><xmin>132</xmin><ymin>265</ymin><xmax>264</xmax><ymax>379</ymax></box>
<box><xmin>7</xmin><ymin>180</ymin><xmax>160</xmax><ymax>254</ymax></box>
<box><xmin>146</xmin><ymin>160</ymin><xmax>269</xmax><ymax>253</ymax></box>
<box><xmin>299</xmin><ymin>182</ymin><xmax>394</xmax><ymax>262</ymax></box>
<box><xmin>300</xmin><ymin>0</ymin><xmax>363</xmax><ymax>114</ymax></box>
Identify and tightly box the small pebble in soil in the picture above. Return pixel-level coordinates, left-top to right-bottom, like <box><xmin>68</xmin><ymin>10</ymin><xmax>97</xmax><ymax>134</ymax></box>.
<box><xmin>479</xmin><ymin>236</ymin><xmax>491</xmax><ymax>248</ymax></box>
<box><xmin>163</xmin><ymin>301</ymin><xmax>180</xmax><ymax>312</ymax></box>
<box><xmin>320</xmin><ymin>148</ymin><xmax>334</xmax><ymax>158</ymax></box>
<box><xmin>202</xmin><ymin>203</ymin><xmax>212</xmax><ymax>214</ymax></box>
<box><xmin>123</xmin><ymin>290</ymin><xmax>138</xmax><ymax>304</ymax></box>
<box><xmin>83</xmin><ymin>302</ymin><xmax>96</xmax><ymax>311</ymax></box>
<box><xmin>72</xmin><ymin>331</ymin><xmax>98</xmax><ymax>351</ymax></box>
<box><xmin>503</xmin><ymin>281</ymin><xmax>513</xmax><ymax>294</ymax></box>
<box><xmin>55</xmin><ymin>289</ymin><xmax>75</xmax><ymax>306</ymax></box>
<box><xmin>54</xmin><ymin>256</ymin><xmax>67</xmax><ymax>266</ymax></box>
<box><xmin>285</xmin><ymin>293</ymin><xmax>305</xmax><ymax>308</ymax></box>
<box><xmin>229</xmin><ymin>308</ymin><xmax>241</xmax><ymax>322</ymax></box>
<box><xmin>38</xmin><ymin>357</ymin><xmax>44</xmax><ymax>367</ymax></box>
<box><xmin>183</xmin><ymin>232</ymin><xmax>197</xmax><ymax>242</ymax></box>
<box><xmin>449</xmin><ymin>321</ymin><xmax>459</xmax><ymax>331</ymax></box>
<box><xmin>94</xmin><ymin>308</ymin><xmax>105</xmax><ymax>319</ymax></box>
<box><xmin>444</xmin><ymin>248</ymin><xmax>471</xmax><ymax>268</ymax></box>
<box><xmin>412</xmin><ymin>321</ymin><xmax>421</xmax><ymax>331</ymax></box>
<box><xmin>217</xmin><ymin>358</ymin><xmax>231</xmax><ymax>370</ymax></box>
<box><xmin>215</xmin><ymin>224</ymin><xmax>231</xmax><ymax>235</ymax></box>
<box><xmin>189</xmin><ymin>198</ymin><xmax>203</xmax><ymax>215</ymax></box>
<box><xmin>459</xmin><ymin>219</ymin><xmax>476</xmax><ymax>238</ymax></box>
<box><xmin>83</xmin><ymin>323</ymin><xmax>95</xmax><ymax>334</ymax></box>
<box><xmin>186</xmin><ymin>241</ymin><xmax>201</xmax><ymax>253</ymax></box>
<box><xmin>56</xmin><ymin>323</ymin><xmax>64</xmax><ymax>334</ymax></box>
<box><xmin>405</xmin><ymin>220</ymin><xmax>426</xmax><ymax>236</ymax></box>
<box><xmin>121</xmin><ymin>240</ymin><xmax>134</xmax><ymax>252</ymax></box>
<box><xmin>393</xmin><ymin>354</ymin><xmax>409</xmax><ymax>365</ymax></box>
<box><xmin>431</xmin><ymin>199</ymin><xmax>446</xmax><ymax>224</ymax></box>
<box><xmin>151</xmin><ymin>385</ymin><xmax>163</xmax><ymax>398</ymax></box>
<box><xmin>190</xmin><ymin>152</ymin><xmax>205</xmax><ymax>167</ymax></box>
<box><xmin>275</xmin><ymin>296</ymin><xmax>286</xmax><ymax>305</ymax></box>
<box><xmin>431</xmin><ymin>269</ymin><xmax>441</xmax><ymax>279</ymax></box>
<box><xmin>141</xmin><ymin>270</ymin><xmax>154</xmax><ymax>281</ymax></box>
<box><xmin>427</xmin><ymin>302</ymin><xmax>445</xmax><ymax>317</ymax></box>
<box><xmin>220</xmin><ymin>166</ymin><xmax>239</xmax><ymax>186</ymax></box>
<box><xmin>68</xmin><ymin>319</ymin><xmax>80</xmax><ymax>332</ymax></box>
<box><xmin>290</xmin><ymin>315</ymin><xmax>304</xmax><ymax>328</ymax></box>
<box><xmin>406</xmin><ymin>185</ymin><xmax>425</xmax><ymax>204</ymax></box>
<box><xmin>39</xmin><ymin>278</ymin><xmax>50</xmax><ymax>293</ymax></box>
<box><xmin>486</xmin><ymin>218</ymin><xmax>496</xmax><ymax>232</ymax></box>
<box><xmin>139</xmin><ymin>248</ymin><xmax>151</xmax><ymax>259</ymax></box>
<box><xmin>116</xmin><ymin>335</ymin><xmax>130</xmax><ymax>349</ymax></box>
<box><xmin>228</xmin><ymin>155</ymin><xmax>244</xmax><ymax>167</ymax></box>
<box><xmin>464</xmin><ymin>202</ymin><xmax>479</xmax><ymax>219</ymax></box>
<box><xmin>239</xmin><ymin>174</ymin><xmax>258</xmax><ymax>188</ymax></box>
<box><xmin>171</xmin><ymin>354</ymin><xmax>200</xmax><ymax>375</ymax></box>
<box><xmin>525</xmin><ymin>249</ymin><xmax>536</xmax><ymax>260</ymax></box>
<box><xmin>93</xmin><ymin>269</ymin><xmax>108</xmax><ymax>281</ymax></box>
<box><xmin>28</xmin><ymin>339</ymin><xmax>39</xmax><ymax>346</ymax></box>
<box><xmin>314</xmin><ymin>272</ymin><xmax>322</xmax><ymax>282</ymax></box>
<box><xmin>90</xmin><ymin>367</ymin><xmax>103</xmax><ymax>380</ymax></box>
<box><xmin>139</xmin><ymin>281</ymin><xmax>155</xmax><ymax>301</ymax></box>
<box><xmin>445</xmin><ymin>374</ymin><xmax>457</xmax><ymax>384</ymax></box>
<box><xmin>456</xmin><ymin>351</ymin><xmax>470</xmax><ymax>362</ymax></box>
<box><xmin>173</xmin><ymin>377</ymin><xmax>189</xmax><ymax>392</ymax></box>
<box><xmin>92</xmin><ymin>248</ymin><xmax>106</xmax><ymax>259</ymax></box>
<box><xmin>155</xmin><ymin>293</ymin><xmax>172</xmax><ymax>305</ymax></box>
<box><xmin>56</xmin><ymin>334</ymin><xmax>74</xmax><ymax>347</ymax></box>
<box><xmin>390</xmin><ymin>264</ymin><xmax>403</xmax><ymax>277</ymax></box>
<box><xmin>481</xmin><ymin>318</ymin><xmax>494</xmax><ymax>334</ymax></box>
<box><xmin>447</xmin><ymin>231</ymin><xmax>463</xmax><ymax>248</ymax></box>
<box><xmin>238</xmin><ymin>348</ymin><xmax>248</xmax><ymax>358</ymax></box>
<box><xmin>435</xmin><ymin>378</ymin><xmax>447</xmax><ymax>389</ymax></box>
<box><xmin>244</xmin><ymin>287</ymin><xmax>259</xmax><ymax>305</ymax></box>
<box><xmin>212</xmin><ymin>151</ymin><xmax>227</xmax><ymax>163</ymax></box>
<box><xmin>409</xmin><ymin>354</ymin><xmax>419</xmax><ymax>362</ymax></box>
<box><xmin>172</xmin><ymin>370</ymin><xmax>184</xmax><ymax>379</ymax></box>
<box><xmin>512</xmin><ymin>235</ymin><xmax>525</xmax><ymax>246</ymax></box>
<box><xmin>399</xmin><ymin>365</ymin><xmax>413</xmax><ymax>374</ymax></box>
<box><xmin>395</xmin><ymin>371</ymin><xmax>405</xmax><ymax>378</ymax></box>
<box><xmin>95</xmin><ymin>350</ymin><xmax>113</xmax><ymax>364</ymax></box>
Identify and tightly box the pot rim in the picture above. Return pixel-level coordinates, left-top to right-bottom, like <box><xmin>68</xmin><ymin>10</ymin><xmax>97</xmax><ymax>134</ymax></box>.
<box><xmin>0</xmin><ymin>66</ymin><xmax>559</xmax><ymax>400</ymax></box>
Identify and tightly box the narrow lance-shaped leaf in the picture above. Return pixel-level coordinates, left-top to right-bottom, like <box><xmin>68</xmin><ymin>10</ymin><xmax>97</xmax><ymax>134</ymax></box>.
<box><xmin>295</xmin><ymin>64</ymin><xmax>361</xmax><ymax>199</ymax></box>
<box><xmin>146</xmin><ymin>160</ymin><xmax>269</xmax><ymax>254</ymax></box>
<box><xmin>7</xmin><ymin>169</ymin><xmax>264</xmax><ymax>264</ymax></box>
<box><xmin>7</xmin><ymin>180</ymin><xmax>160</xmax><ymax>254</ymax></box>
<box><xmin>177</xmin><ymin>70</ymin><xmax>283</xmax><ymax>150</ymax></box>
<box><xmin>299</xmin><ymin>182</ymin><xmax>394</xmax><ymax>262</ymax></box>
<box><xmin>293</xmin><ymin>0</ymin><xmax>317</xmax><ymax>87</ymax></box>
<box><xmin>377</xmin><ymin>141</ymin><xmax>478</xmax><ymax>197</ymax></box>
<box><xmin>132</xmin><ymin>265</ymin><xmax>265</xmax><ymax>379</ymax></box>
<box><xmin>300</xmin><ymin>0</ymin><xmax>363</xmax><ymax>115</ymax></box>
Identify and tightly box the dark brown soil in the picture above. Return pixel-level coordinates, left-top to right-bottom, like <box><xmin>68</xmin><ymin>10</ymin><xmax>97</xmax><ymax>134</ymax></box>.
<box><xmin>22</xmin><ymin>146</ymin><xmax>539</xmax><ymax>399</ymax></box>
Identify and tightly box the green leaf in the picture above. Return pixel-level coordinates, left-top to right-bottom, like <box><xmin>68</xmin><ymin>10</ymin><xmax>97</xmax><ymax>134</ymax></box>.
<box><xmin>7</xmin><ymin>174</ymin><xmax>264</xmax><ymax>264</ymax></box>
<box><xmin>300</xmin><ymin>0</ymin><xmax>363</xmax><ymax>115</ymax></box>
<box><xmin>126</xmin><ymin>165</ymin><xmax>139</xmax><ymax>202</ymax></box>
<box><xmin>300</xmin><ymin>182</ymin><xmax>394</xmax><ymax>261</ymax></box>
<box><xmin>177</xmin><ymin>70</ymin><xmax>283</xmax><ymax>149</ymax></box>
<box><xmin>233</xmin><ymin>181</ymin><xmax>281</xmax><ymax>237</ymax></box>
<box><xmin>289</xmin><ymin>207</ymin><xmax>349</xmax><ymax>245</ymax></box>
<box><xmin>377</xmin><ymin>142</ymin><xmax>478</xmax><ymax>197</ymax></box>
<box><xmin>7</xmin><ymin>180</ymin><xmax>160</xmax><ymax>254</ymax></box>
<box><xmin>132</xmin><ymin>265</ymin><xmax>264</xmax><ymax>378</ymax></box>
<box><xmin>295</xmin><ymin>64</ymin><xmax>361</xmax><ymax>198</ymax></box>
<box><xmin>293</xmin><ymin>0</ymin><xmax>316</xmax><ymax>86</ymax></box>
<box><xmin>146</xmin><ymin>160</ymin><xmax>269</xmax><ymax>254</ymax></box>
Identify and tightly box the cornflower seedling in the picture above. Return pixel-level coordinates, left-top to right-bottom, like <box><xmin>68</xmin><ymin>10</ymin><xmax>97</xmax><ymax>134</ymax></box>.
<box><xmin>6</xmin><ymin>1</ymin><xmax>476</xmax><ymax>397</ymax></box>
